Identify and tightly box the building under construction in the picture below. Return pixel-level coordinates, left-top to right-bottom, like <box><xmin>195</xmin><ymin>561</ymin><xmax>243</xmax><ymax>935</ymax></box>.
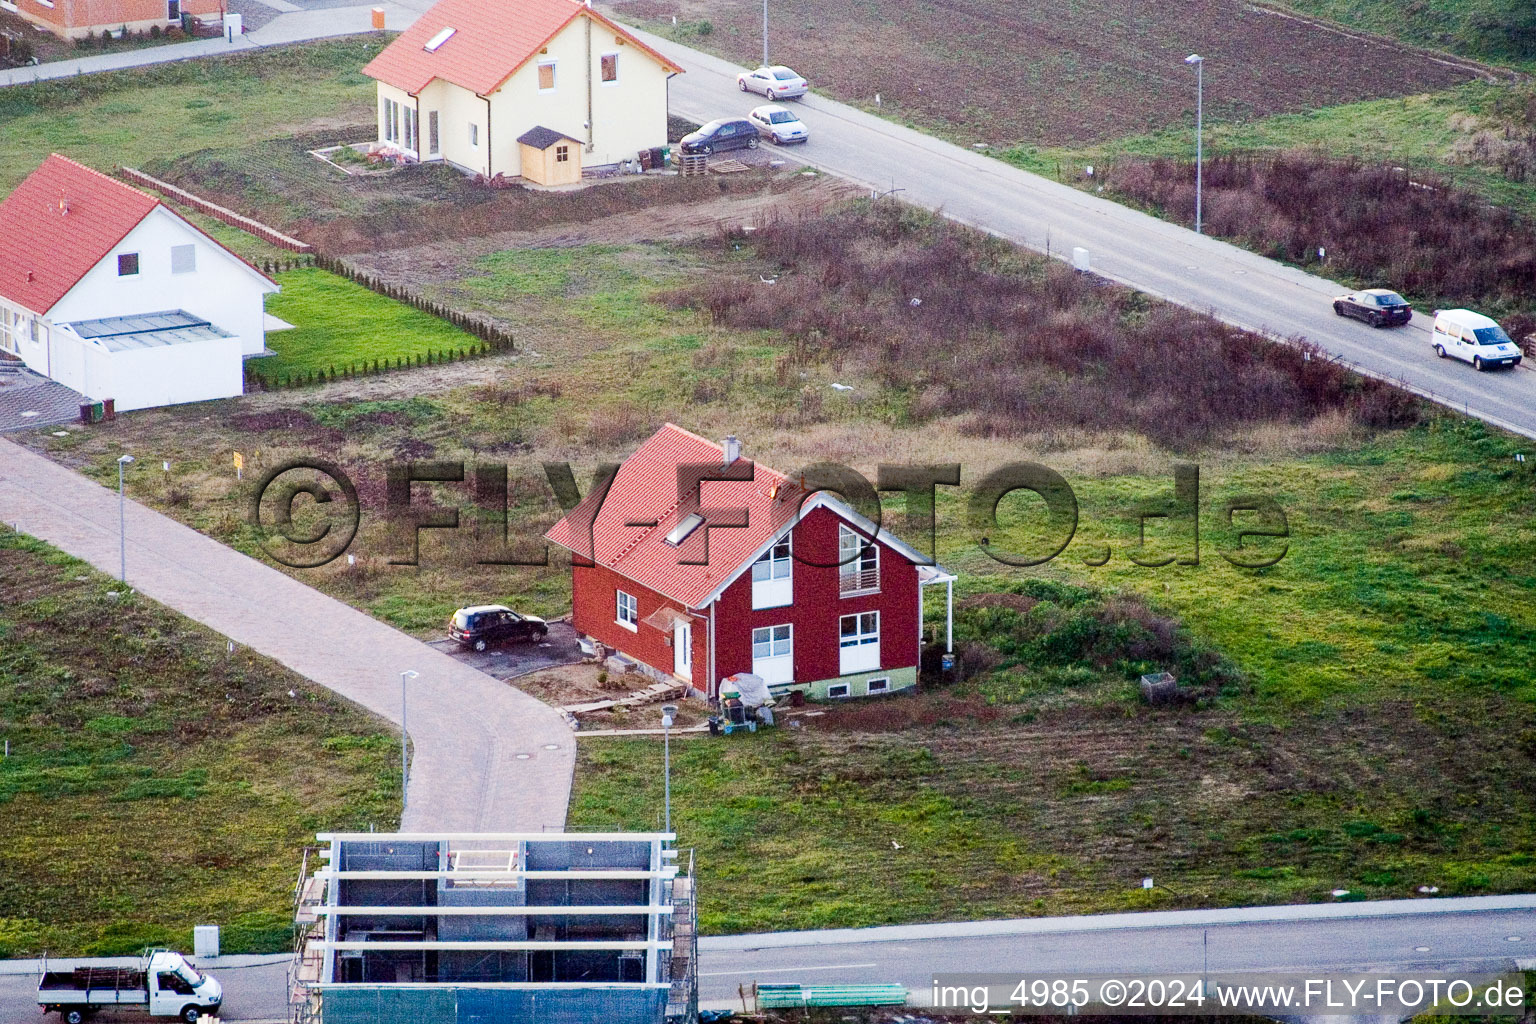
<box><xmin>291</xmin><ymin>832</ymin><xmax>696</xmax><ymax>1024</ymax></box>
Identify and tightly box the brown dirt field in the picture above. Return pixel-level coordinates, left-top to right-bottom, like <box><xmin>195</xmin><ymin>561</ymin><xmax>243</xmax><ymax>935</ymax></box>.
<box><xmin>607</xmin><ymin>0</ymin><xmax>1481</xmax><ymax>144</ymax></box>
<box><xmin>349</xmin><ymin>174</ymin><xmax>858</xmax><ymax>286</ymax></box>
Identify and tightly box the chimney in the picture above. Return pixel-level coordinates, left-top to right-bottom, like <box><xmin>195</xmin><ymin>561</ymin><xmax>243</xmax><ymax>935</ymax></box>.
<box><xmin>722</xmin><ymin>435</ymin><xmax>741</xmax><ymax>465</ymax></box>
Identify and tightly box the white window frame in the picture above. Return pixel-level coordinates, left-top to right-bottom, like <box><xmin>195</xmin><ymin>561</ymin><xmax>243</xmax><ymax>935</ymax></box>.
<box><xmin>616</xmin><ymin>590</ymin><xmax>638</xmax><ymax>631</ymax></box>
<box><xmin>838</xmin><ymin>525</ymin><xmax>880</xmax><ymax>596</ymax></box>
<box><xmin>469</xmin><ymin>122</ymin><xmax>479</xmax><ymax>148</ymax></box>
<box><xmin>599</xmin><ymin>51</ymin><xmax>619</xmax><ymax>85</ymax></box>
<box><xmin>427</xmin><ymin>110</ymin><xmax>440</xmax><ymax>156</ymax></box>
<box><xmin>751</xmin><ymin>623</ymin><xmax>794</xmax><ymax>685</ymax></box>
<box><xmin>827</xmin><ymin>683</ymin><xmax>851</xmax><ymax>699</ymax></box>
<box><xmin>537</xmin><ymin>59</ymin><xmax>558</xmax><ymax>92</ymax></box>
<box><xmin>170</xmin><ymin>244</ymin><xmax>196</xmax><ymax>275</ymax></box>
<box><xmin>839</xmin><ymin>610</ymin><xmax>880</xmax><ymax>675</ymax></box>
<box><xmin>866</xmin><ymin>677</ymin><xmax>890</xmax><ymax>693</ymax></box>
<box><xmin>117</xmin><ymin>253</ymin><xmax>140</xmax><ymax>277</ymax></box>
<box><xmin>751</xmin><ymin>535</ymin><xmax>793</xmax><ymax>610</ymax></box>
<box><xmin>752</xmin><ymin>624</ymin><xmax>792</xmax><ymax>660</ymax></box>
<box><xmin>382</xmin><ymin>98</ymin><xmax>398</xmax><ymax>143</ymax></box>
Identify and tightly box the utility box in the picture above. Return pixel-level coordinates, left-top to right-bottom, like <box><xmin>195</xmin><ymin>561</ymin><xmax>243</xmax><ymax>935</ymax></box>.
<box><xmin>223</xmin><ymin>13</ymin><xmax>242</xmax><ymax>39</ymax></box>
<box><xmin>1072</xmin><ymin>247</ymin><xmax>1091</xmax><ymax>273</ymax></box>
<box><xmin>371</xmin><ymin>6</ymin><xmax>385</xmax><ymax>29</ymax></box>
<box><xmin>194</xmin><ymin>925</ymin><xmax>220</xmax><ymax>958</ymax></box>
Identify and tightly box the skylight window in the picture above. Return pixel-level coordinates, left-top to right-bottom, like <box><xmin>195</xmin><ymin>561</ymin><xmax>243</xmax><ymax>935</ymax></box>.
<box><xmin>424</xmin><ymin>26</ymin><xmax>456</xmax><ymax>51</ymax></box>
<box><xmin>664</xmin><ymin>513</ymin><xmax>705</xmax><ymax>546</ymax></box>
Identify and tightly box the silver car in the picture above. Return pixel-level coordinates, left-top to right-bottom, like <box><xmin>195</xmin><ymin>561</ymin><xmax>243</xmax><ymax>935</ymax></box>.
<box><xmin>749</xmin><ymin>104</ymin><xmax>809</xmax><ymax>144</ymax></box>
<box><xmin>737</xmin><ymin>65</ymin><xmax>809</xmax><ymax>99</ymax></box>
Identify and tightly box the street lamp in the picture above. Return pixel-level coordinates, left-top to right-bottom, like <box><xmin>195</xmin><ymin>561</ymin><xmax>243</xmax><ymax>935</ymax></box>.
<box><xmin>661</xmin><ymin>703</ymin><xmax>677</xmax><ymax>837</ymax></box>
<box><xmin>400</xmin><ymin>670</ymin><xmax>418</xmax><ymax>816</ymax></box>
<box><xmin>116</xmin><ymin>455</ymin><xmax>134</xmax><ymax>581</ymax></box>
<box><xmin>761</xmin><ymin>0</ymin><xmax>768</xmax><ymax>68</ymax></box>
<box><xmin>1184</xmin><ymin>54</ymin><xmax>1204</xmax><ymax>234</ymax></box>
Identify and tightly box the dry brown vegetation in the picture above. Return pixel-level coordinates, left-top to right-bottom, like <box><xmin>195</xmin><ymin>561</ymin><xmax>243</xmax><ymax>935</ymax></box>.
<box><xmin>1106</xmin><ymin>153</ymin><xmax>1536</xmax><ymax>317</ymax></box>
<box><xmin>660</xmin><ymin>203</ymin><xmax>1422</xmax><ymax>447</ymax></box>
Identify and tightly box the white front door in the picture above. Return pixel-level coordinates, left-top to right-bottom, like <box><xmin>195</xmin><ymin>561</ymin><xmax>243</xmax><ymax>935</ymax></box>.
<box><xmin>674</xmin><ymin>620</ymin><xmax>691</xmax><ymax>680</ymax></box>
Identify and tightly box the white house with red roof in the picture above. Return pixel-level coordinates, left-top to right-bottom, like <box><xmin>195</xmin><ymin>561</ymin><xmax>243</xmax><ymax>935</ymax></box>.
<box><xmin>0</xmin><ymin>154</ymin><xmax>277</xmax><ymax>412</ymax></box>
<box><xmin>362</xmin><ymin>0</ymin><xmax>683</xmax><ymax>186</ymax></box>
<box><xmin>546</xmin><ymin>425</ymin><xmax>956</xmax><ymax>702</ymax></box>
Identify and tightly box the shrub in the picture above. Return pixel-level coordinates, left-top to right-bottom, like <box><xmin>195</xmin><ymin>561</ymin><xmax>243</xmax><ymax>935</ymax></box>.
<box><xmin>1107</xmin><ymin>153</ymin><xmax>1536</xmax><ymax>317</ymax></box>
<box><xmin>661</xmin><ymin>205</ymin><xmax>1418</xmax><ymax>447</ymax></box>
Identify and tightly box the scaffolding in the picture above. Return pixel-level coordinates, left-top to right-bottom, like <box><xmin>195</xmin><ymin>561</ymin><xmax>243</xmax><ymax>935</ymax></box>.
<box><xmin>288</xmin><ymin>833</ymin><xmax>696</xmax><ymax>1024</ymax></box>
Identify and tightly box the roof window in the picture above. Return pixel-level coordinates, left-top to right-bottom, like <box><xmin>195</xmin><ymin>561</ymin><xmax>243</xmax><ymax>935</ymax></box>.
<box><xmin>424</xmin><ymin>27</ymin><xmax>456</xmax><ymax>51</ymax></box>
<box><xmin>664</xmin><ymin>513</ymin><xmax>705</xmax><ymax>546</ymax></box>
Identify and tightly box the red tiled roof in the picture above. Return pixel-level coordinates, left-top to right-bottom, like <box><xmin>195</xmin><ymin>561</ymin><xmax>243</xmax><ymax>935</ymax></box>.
<box><xmin>363</xmin><ymin>0</ymin><xmax>682</xmax><ymax>97</ymax></box>
<box><xmin>546</xmin><ymin>424</ymin><xmax>810</xmax><ymax>609</ymax></box>
<box><xmin>0</xmin><ymin>154</ymin><xmax>161</xmax><ymax>315</ymax></box>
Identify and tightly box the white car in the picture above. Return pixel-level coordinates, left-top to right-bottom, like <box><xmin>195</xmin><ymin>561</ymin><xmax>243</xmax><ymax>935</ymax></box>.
<box><xmin>748</xmin><ymin>104</ymin><xmax>809</xmax><ymax>144</ymax></box>
<box><xmin>737</xmin><ymin>65</ymin><xmax>808</xmax><ymax>99</ymax></box>
<box><xmin>1431</xmin><ymin>309</ymin><xmax>1524</xmax><ymax>371</ymax></box>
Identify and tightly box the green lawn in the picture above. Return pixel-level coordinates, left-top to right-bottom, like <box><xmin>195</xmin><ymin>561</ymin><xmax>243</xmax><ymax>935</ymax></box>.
<box><xmin>570</xmin><ymin>419</ymin><xmax>1536</xmax><ymax>933</ymax></box>
<box><xmin>1274</xmin><ymin>0</ymin><xmax>1536</xmax><ymax>68</ymax></box>
<box><xmin>0</xmin><ymin>529</ymin><xmax>399</xmax><ymax>957</ymax></box>
<box><xmin>0</xmin><ymin>36</ymin><xmax>384</xmax><ymax>192</ymax></box>
<box><xmin>260</xmin><ymin>267</ymin><xmax>488</xmax><ymax>379</ymax></box>
<box><xmin>21</xmin><ymin>211</ymin><xmax>1536</xmax><ymax>934</ymax></box>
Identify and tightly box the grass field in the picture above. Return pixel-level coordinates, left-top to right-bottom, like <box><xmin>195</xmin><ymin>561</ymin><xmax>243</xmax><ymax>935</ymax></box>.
<box><xmin>21</xmin><ymin>202</ymin><xmax>1536</xmax><ymax>929</ymax></box>
<box><xmin>0</xmin><ymin>36</ymin><xmax>383</xmax><ymax>192</ymax></box>
<box><xmin>260</xmin><ymin>268</ymin><xmax>487</xmax><ymax>380</ymax></box>
<box><xmin>0</xmin><ymin>529</ymin><xmax>399</xmax><ymax>957</ymax></box>
<box><xmin>1274</xmin><ymin>0</ymin><xmax>1536</xmax><ymax>67</ymax></box>
<box><xmin>606</xmin><ymin>0</ymin><xmax>1473</xmax><ymax>145</ymax></box>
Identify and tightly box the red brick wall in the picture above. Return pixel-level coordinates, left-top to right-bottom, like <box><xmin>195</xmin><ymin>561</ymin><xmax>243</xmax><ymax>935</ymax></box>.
<box><xmin>712</xmin><ymin>506</ymin><xmax>919</xmax><ymax>689</ymax></box>
<box><xmin>572</xmin><ymin>562</ymin><xmax>707</xmax><ymax>690</ymax></box>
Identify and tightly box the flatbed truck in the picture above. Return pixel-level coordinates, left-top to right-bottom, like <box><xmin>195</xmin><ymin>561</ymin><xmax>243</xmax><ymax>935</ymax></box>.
<box><xmin>37</xmin><ymin>949</ymin><xmax>223</xmax><ymax>1023</ymax></box>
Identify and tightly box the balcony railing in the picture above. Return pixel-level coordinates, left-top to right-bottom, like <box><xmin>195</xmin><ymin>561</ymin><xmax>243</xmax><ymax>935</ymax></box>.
<box><xmin>839</xmin><ymin>566</ymin><xmax>879</xmax><ymax>595</ymax></box>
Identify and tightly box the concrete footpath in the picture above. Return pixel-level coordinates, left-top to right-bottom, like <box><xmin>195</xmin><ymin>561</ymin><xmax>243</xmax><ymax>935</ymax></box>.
<box><xmin>0</xmin><ymin>437</ymin><xmax>574</xmax><ymax>832</ymax></box>
<box><xmin>0</xmin><ymin>0</ymin><xmax>419</xmax><ymax>87</ymax></box>
<box><xmin>700</xmin><ymin>893</ymin><xmax>1536</xmax><ymax>950</ymax></box>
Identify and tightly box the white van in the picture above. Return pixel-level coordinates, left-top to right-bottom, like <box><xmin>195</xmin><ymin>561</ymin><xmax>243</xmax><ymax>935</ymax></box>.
<box><xmin>1431</xmin><ymin>309</ymin><xmax>1524</xmax><ymax>371</ymax></box>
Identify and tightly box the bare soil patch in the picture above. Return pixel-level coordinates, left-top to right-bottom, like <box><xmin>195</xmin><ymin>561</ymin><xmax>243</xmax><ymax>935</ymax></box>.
<box><xmin>609</xmin><ymin>0</ymin><xmax>1477</xmax><ymax>144</ymax></box>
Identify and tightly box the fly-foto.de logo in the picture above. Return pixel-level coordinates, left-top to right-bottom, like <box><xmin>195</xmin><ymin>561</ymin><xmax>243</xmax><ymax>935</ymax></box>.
<box><xmin>248</xmin><ymin>459</ymin><xmax>1289</xmax><ymax>571</ymax></box>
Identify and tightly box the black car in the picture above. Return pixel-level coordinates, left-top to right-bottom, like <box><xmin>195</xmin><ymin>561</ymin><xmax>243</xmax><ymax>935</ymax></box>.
<box><xmin>678</xmin><ymin>119</ymin><xmax>760</xmax><ymax>155</ymax></box>
<box><xmin>1333</xmin><ymin>289</ymin><xmax>1413</xmax><ymax>327</ymax></box>
<box><xmin>448</xmin><ymin>605</ymin><xmax>548</xmax><ymax>651</ymax></box>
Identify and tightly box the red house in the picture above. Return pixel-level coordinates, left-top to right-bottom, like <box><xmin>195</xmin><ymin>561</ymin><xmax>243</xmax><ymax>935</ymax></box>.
<box><xmin>545</xmin><ymin>425</ymin><xmax>955</xmax><ymax>701</ymax></box>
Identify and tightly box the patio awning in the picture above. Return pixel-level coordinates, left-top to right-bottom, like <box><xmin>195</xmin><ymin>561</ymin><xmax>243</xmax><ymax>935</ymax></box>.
<box><xmin>641</xmin><ymin>606</ymin><xmax>692</xmax><ymax>632</ymax></box>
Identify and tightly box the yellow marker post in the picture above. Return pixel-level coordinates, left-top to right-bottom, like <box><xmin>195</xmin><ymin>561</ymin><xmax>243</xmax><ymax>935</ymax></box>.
<box><xmin>233</xmin><ymin>451</ymin><xmax>244</xmax><ymax>480</ymax></box>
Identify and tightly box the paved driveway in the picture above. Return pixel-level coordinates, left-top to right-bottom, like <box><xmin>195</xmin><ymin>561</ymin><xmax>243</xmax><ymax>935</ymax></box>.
<box><xmin>427</xmin><ymin>619</ymin><xmax>584</xmax><ymax>680</ymax></box>
<box><xmin>0</xmin><ymin>438</ymin><xmax>574</xmax><ymax>832</ymax></box>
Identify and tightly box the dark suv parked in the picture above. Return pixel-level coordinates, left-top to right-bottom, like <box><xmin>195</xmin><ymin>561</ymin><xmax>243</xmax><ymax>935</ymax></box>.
<box><xmin>448</xmin><ymin>605</ymin><xmax>548</xmax><ymax>651</ymax></box>
<box><xmin>679</xmin><ymin>118</ymin><xmax>760</xmax><ymax>155</ymax></box>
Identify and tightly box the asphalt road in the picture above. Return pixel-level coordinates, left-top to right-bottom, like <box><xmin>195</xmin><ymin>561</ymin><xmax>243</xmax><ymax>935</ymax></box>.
<box><xmin>648</xmin><ymin>32</ymin><xmax>1536</xmax><ymax>441</ymax></box>
<box><xmin>3</xmin><ymin>900</ymin><xmax>1528</xmax><ymax>1020</ymax></box>
<box><xmin>694</xmin><ymin>899</ymin><xmax>1536</xmax><ymax>1005</ymax></box>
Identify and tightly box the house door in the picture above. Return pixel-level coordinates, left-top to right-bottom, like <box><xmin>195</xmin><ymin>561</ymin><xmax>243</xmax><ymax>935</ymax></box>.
<box><xmin>673</xmin><ymin>620</ymin><xmax>691</xmax><ymax>680</ymax></box>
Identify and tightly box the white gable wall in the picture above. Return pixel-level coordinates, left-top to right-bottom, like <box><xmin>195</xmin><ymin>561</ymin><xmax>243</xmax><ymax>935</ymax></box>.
<box><xmin>487</xmin><ymin>15</ymin><xmax>672</xmax><ymax>175</ymax></box>
<box><xmin>48</xmin><ymin>206</ymin><xmax>277</xmax><ymax>357</ymax></box>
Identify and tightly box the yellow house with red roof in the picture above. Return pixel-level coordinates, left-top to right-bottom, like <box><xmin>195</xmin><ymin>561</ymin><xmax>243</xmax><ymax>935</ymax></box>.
<box><xmin>362</xmin><ymin>0</ymin><xmax>683</xmax><ymax>185</ymax></box>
